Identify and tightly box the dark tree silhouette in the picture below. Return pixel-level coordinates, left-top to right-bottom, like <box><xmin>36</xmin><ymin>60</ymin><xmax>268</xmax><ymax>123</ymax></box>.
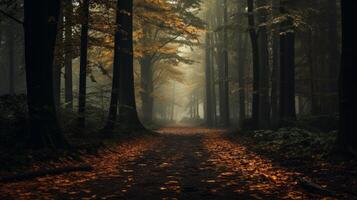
<box><xmin>78</xmin><ymin>0</ymin><xmax>89</xmax><ymax>127</ymax></box>
<box><xmin>247</xmin><ymin>0</ymin><xmax>260</xmax><ymax>127</ymax></box>
<box><xmin>64</xmin><ymin>0</ymin><xmax>74</xmax><ymax>110</ymax></box>
<box><xmin>339</xmin><ymin>0</ymin><xmax>357</xmax><ymax>152</ymax></box>
<box><xmin>105</xmin><ymin>0</ymin><xmax>121</xmax><ymax>131</ymax></box>
<box><xmin>117</xmin><ymin>0</ymin><xmax>145</xmax><ymax>132</ymax></box>
<box><xmin>24</xmin><ymin>0</ymin><xmax>67</xmax><ymax>148</ymax></box>
<box><xmin>279</xmin><ymin>5</ymin><xmax>296</xmax><ymax>124</ymax></box>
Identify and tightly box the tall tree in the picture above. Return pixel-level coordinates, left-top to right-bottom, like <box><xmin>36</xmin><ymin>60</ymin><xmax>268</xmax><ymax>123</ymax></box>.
<box><xmin>279</xmin><ymin>2</ymin><xmax>296</xmax><ymax>124</ymax></box>
<box><xmin>257</xmin><ymin>0</ymin><xmax>270</xmax><ymax>128</ymax></box>
<box><xmin>247</xmin><ymin>0</ymin><xmax>260</xmax><ymax>127</ymax></box>
<box><xmin>104</xmin><ymin>0</ymin><xmax>121</xmax><ymax>131</ymax></box>
<box><xmin>339</xmin><ymin>0</ymin><xmax>357</xmax><ymax>151</ymax></box>
<box><xmin>78</xmin><ymin>0</ymin><xmax>89</xmax><ymax>127</ymax></box>
<box><xmin>326</xmin><ymin>0</ymin><xmax>339</xmax><ymax>114</ymax></box>
<box><xmin>221</xmin><ymin>0</ymin><xmax>230</xmax><ymax>127</ymax></box>
<box><xmin>118</xmin><ymin>0</ymin><xmax>145</xmax><ymax>131</ymax></box>
<box><xmin>24</xmin><ymin>0</ymin><xmax>67</xmax><ymax>148</ymax></box>
<box><xmin>270</xmin><ymin>0</ymin><xmax>280</xmax><ymax>127</ymax></box>
<box><xmin>236</xmin><ymin>0</ymin><xmax>247</xmax><ymax>127</ymax></box>
<box><xmin>205</xmin><ymin>31</ymin><xmax>213</xmax><ymax>126</ymax></box>
<box><xmin>64</xmin><ymin>0</ymin><xmax>74</xmax><ymax>110</ymax></box>
<box><xmin>53</xmin><ymin>4</ymin><xmax>64</xmax><ymax>108</ymax></box>
<box><xmin>7</xmin><ymin>24</ymin><xmax>15</xmax><ymax>95</ymax></box>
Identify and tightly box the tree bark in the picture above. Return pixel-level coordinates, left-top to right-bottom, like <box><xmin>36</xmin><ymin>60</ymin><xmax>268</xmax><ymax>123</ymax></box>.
<box><xmin>325</xmin><ymin>0</ymin><xmax>339</xmax><ymax>114</ymax></box>
<box><xmin>105</xmin><ymin>0</ymin><xmax>121</xmax><ymax>131</ymax></box>
<box><xmin>247</xmin><ymin>0</ymin><xmax>260</xmax><ymax>127</ymax></box>
<box><xmin>7</xmin><ymin>24</ymin><xmax>15</xmax><ymax>95</ymax></box>
<box><xmin>53</xmin><ymin>5</ymin><xmax>63</xmax><ymax>108</ymax></box>
<box><xmin>339</xmin><ymin>0</ymin><xmax>357</xmax><ymax>151</ymax></box>
<box><xmin>118</xmin><ymin>0</ymin><xmax>145</xmax><ymax>132</ymax></box>
<box><xmin>78</xmin><ymin>0</ymin><xmax>89</xmax><ymax>128</ymax></box>
<box><xmin>271</xmin><ymin>0</ymin><xmax>280</xmax><ymax>127</ymax></box>
<box><xmin>64</xmin><ymin>0</ymin><xmax>73</xmax><ymax>110</ymax></box>
<box><xmin>24</xmin><ymin>0</ymin><xmax>67</xmax><ymax>149</ymax></box>
<box><xmin>257</xmin><ymin>0</ymin><xmax>270</xmax><ymax>128</ymax></box>
<box><xmin>205</xmin><ymin>32</ymin><xmax>213</xmax><ymax>126</ymax></box>
<box><xmin>221</xmin><ymin>0</ymin><xmax>230</xmax><ymax>127</ymax></box>
<box><xmin>279</xmin><ymin>6</ymin><xmax>296</xmax><ymax>124</ymax></box>
<box><xmin>210</xmin><ymin>29</ymin><xmax>217</xmax><ymax>126</ymax></box>
<box><xmin>140</xmin><ymin>55</ymin><xmax>154</xmax><ymax>123</ymax></box>
<box><xmin>238</xmin><ymin>34</ymin><xmax>247</xmax><ymax>127</ymax></box>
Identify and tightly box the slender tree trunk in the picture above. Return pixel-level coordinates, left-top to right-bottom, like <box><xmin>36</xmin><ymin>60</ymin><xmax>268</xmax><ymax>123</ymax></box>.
<box><xmin>221</xmin><ymin>0</ymin><xmax>230</xmax><ymax>127</ymax></box>
<box><xmin>0</xmin><ymin>24</ymin><xmax>2</xmax><ymax>50</ymax></box>
<box><xmin>238</xmin><ymin>35</ymin><xmax>247</xmax><ymax>127</ymax></box>
<box><xmin>205</xmin><ymin>32</ymin><xmax>213</xmax><ymax>126</ymax></box>
<box><xmin>236</xmin><ymin>1</ymin><xmax>246</xmax><ymax>128</ymax></box>
<box><xmin>118</xmin><ymin>0</ymin><xmax>145</xmax><ymax>131</ymax></box>
<box><xmin>24</xmin><ymin>0</ymin><xmax>67</xmax><ymax>148</ymax></box>
<box><xmin>339</xmin><ymin>0</ymin><xmax>357</xmax><ymax>151</ymax></box>
<box><xmin>247</xmin><ymin>0</ymin><xmax>260</xmax><ymax>128</ymax></box>
<box><xmin>257</xmin><ymin>0</ymin><xmax>270</xmax><ymax>128</ymax></box>
<box><xmin>105</xmin><ymin>0</ymin><xmax>121</xmax><ymax>131</ymax></box>
<box><xmin>271</xmin><ymin>0</ymin><xmax>280</xmax><ymax>127</ymax></box>
<box><xmin>170</xmin><ymin>82</ymin><xmax>175</xmax><ymax>121</ymax></box>
<box><xmin>307</xmin><ymin>29</ymin><xmax>318</xmax><ymax>115</ymax></box>
<box><xmin>53</xmin><ymin>5</ymin><xmax>63</xmax><ymax>108</ymax></box>
<box><xmin>78</xmin><ymin>0</ymin><xmax>89</xmax><ymax>127</ymax></box>
<box><xmin>210</xmin><ymin>32</ymin><xmax>217</xmax><ymax>126</ymax></box>
<box><xmin>140</xmin><ymin>55</ymin><xmax>154</xmax><ymax>123</ymax></box>
<box><xmin>326</xmin><ymin>0</ymin><xmax>339</xmax><ymax>114</ymax></box>
<box><xmin>279</xmin><ymin>6</ymin><xmax>296</xmax><ymax>124</ymax></box>
<box><xmin>7</xmin><ymin>25</ymin><xmax>15</xmax><ymax>95</ymax></box>
<box><xmin>64</xmin><ymin>0</ymin><xmax>73</xmax><ymax>110</ymax></box>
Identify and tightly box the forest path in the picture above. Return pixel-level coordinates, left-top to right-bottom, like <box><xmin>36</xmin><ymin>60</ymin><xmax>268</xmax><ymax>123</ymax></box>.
<box><xmin>1</xmin><ymin>128</ymin><xmax>326</xmax><ymax>199</ymax></box>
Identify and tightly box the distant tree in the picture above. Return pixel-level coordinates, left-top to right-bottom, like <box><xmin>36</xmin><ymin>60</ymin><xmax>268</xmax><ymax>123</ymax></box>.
<box><xmin>64</xmin><ymin>0</ymin><xmax>74</xmax><ymax>110</ymax></box>
<box><xmin>246</xmin><ymin>0</ymin><xmax>260</xmax><ymax>127</ymax></box>
<box><xmin>221</xmin><ymin>0</ymin><xmax>230</xmax><ymax>127</ymax></box>
<box><xmin>135</xmin><ymin>0</ymin><xmax>203</xmax><ymax>123</ymax></box>
<box><xmin>78</xmin><ymin>0</ymin><xmax>90</xmax><ymax>127</ymax></box>
<box><xmin>24</xmin><ymin>0</ymin><xmax>67</xmax><ymax>148</ymax></box>
<box><xmin>205</xmin><ymin>31</ymin><xmax>213</xmax><ymax>126</ymax></box>
<box><xmin>270</xmin><ymin>0</ymin><xmax>280</xmax><ymax>127</ymax></box>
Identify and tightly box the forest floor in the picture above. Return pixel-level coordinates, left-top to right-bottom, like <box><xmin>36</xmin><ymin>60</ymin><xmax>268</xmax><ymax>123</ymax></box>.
<box><xmin>0</xmin><ymin>128</ymin><xmax>356</xmax><ymax>200</ymax></box>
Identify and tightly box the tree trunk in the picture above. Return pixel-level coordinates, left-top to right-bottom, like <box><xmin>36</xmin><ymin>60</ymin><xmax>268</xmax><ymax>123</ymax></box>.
<box><xmin>170</xmin><ymin>82</ymin><xmax>175</xmax><ymax>121</ymax></box>
<box><xmin>118</xmin><ymin>0</ymin><xmax>145</xmax><ymax>131</ymax></box>
<box><xmin>205</xmin><ymin>32</ymin><xmax>213</xmax><ymax>126</ymax></box>
<box><xmin>78</xmin><ymin>0</ymin><xmax>89</xmax><ymax>128</ymax></box>
<box><xmin>105</xmin><ymin>0</ymin><xmax>121</xmax><ymax>131</ymax></box>
<box><xmin>64</xmin><ymin>0</ymin><xmax>73</xmax><ymax>110</ymax></box>
<box><xmin>238</xmin><ymin>34</ymin><xmax>247</xmax><ymax>127</ymax></box>
<box><xmin>210</xmin><ymin>31</ymin><xmax>217</xmax><ymax>126</ymax></box>
<box><xmin>53</xmin><ymin>5</ymin><xmax>63</xmax><ymax>108</ymax></box>
<box><xmin>325</xmin><ymin>0</ymin><xmax>339</xmax><ymax>114</ymax></box>
<box><xmin>271</xmin><ymin>0</ymin><xmax>280</xmax><ymax>127</ymax></box>
<box><xmin>257</xmin><ymin>0</ymin><xmax>270</xmax><ymax>128</ymax></box>
<box><xmin>247</xmin><ymin>0</ymin><xmax>260</xmax><ymax>127</ymax></box>
<box><xmin>221</xmin><ymin>0</ymin><xmax>230</xmax><ymax>127</ymax></box>
<box><xmin>279</xmin><ymin>8</ymin><xmax>296</xmax><ymax>124</ymax></box>
<box><xmin>7</xmin><ymin>25</ymin><xmax>15</xmax><ymax>95</ymax></box>
<box><xmin>140</xmin><ymin>56</ymin><xmax>154</xmax><ymax>123</ymax></box>
<box><xmin>24</xmin><ymin>0</ymin><xmax>67</xmax><ymax>149</ymax></box>
<box><xmin>339</xmin><ymin>0</ymin><xmax>357</xmax><ymax>151</ymax></box>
